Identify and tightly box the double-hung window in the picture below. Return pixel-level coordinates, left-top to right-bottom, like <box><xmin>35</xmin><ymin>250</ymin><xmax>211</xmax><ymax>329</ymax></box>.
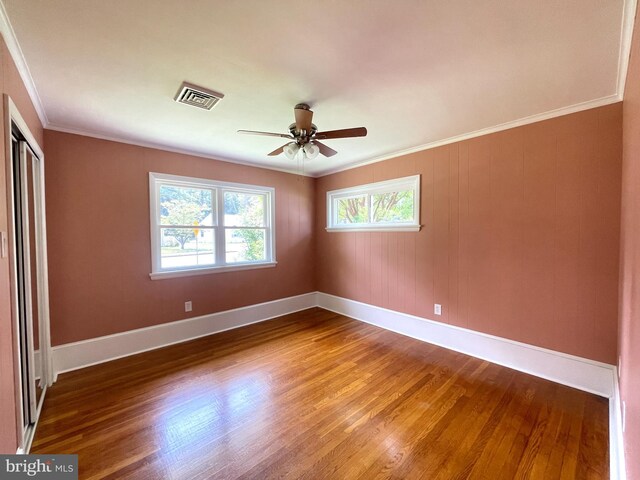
<box><xmin>149</xmin><ymin>173</ymin><xmax>275</xmax><ymax>279</ymax></box>
<box><xmin>326</xmin><ymin>175</ymin><xmax>420</xmax><ymax>232</ymax></box>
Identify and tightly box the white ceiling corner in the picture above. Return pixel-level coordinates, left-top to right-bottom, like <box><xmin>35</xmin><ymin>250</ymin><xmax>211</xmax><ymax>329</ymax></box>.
<box><xmin>0</xmin><ymin>0</ymin><xmax>634</xmax><ymax>177</ymax></box>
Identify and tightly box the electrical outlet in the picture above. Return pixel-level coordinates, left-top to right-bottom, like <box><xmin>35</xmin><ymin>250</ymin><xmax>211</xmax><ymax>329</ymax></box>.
<box><xmin>623</xmin><ymin>401</ymin><xmax>626</xmax><ymax>433</ymax></box>
<box><xmin>434</xmin><ymin>304</ymin><xmax>442</xmax><ymax>315</ymax></box>
<box><xmin>185</xmin><ymin>301</ymin><xmax>192</xmax><ymax>312</ymax></box>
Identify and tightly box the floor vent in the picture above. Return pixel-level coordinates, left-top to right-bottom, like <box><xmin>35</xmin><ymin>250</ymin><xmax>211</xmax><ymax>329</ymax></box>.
<box><xmin>174</xmin><ymin>82</ymin><xmax>224</xmax><ymax>110</ymax></box>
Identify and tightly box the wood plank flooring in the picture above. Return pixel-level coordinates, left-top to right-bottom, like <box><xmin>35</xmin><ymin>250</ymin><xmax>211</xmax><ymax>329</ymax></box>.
<box><xmin>32</xmin><ymin>308</ymin><xmax>609</xmax><ymax>479</ymax></box>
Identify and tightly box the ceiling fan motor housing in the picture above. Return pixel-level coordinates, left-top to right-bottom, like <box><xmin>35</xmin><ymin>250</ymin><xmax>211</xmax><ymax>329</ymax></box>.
<box><xmin>289</xmin><ymin>123</ymin><xmax>317</xmax><ymax>145</ymax></box>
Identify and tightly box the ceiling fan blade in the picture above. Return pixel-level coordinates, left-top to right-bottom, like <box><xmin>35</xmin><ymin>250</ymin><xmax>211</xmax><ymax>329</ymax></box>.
<box><xmin>294</xmin><ymin>105</ymin><xmax>313</xmax><ymax>133</ymax></box>
<box><xmin>237</xmin><ymin>129</ymin><xmax>293</xmax><ymax>139</ymax></box>
<box><xmin>268</xmin><ymin>144</ymin><xmax>287</xmax><ymax>156</ymax></box>
<box><xmin>314</xmin><ymin>127</ymin><xmax>367</xmax><ymax>140</ymax></box>
<box><xmin>314</xmin><ymin>140</ymin><xmax>338</xmax><ymax>157</ymax></box>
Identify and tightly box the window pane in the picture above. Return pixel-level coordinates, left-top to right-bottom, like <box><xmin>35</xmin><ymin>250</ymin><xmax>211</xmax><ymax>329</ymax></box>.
<box><xmin>160</xmin><ymin>227</ymin><xmax>215</xmax><ymax>268</ymax></box>
<box><xmin>336</xmin><ymin>196</ymin><xmax>368</xmax><ymax>224</ymax></box>
<box><xmin>224</xmin><ymin>191</ymin><xmax>265</xmax><ymax>227</ymax></box>
<box><xmin>371</xmin><ymin>190</ymin><xmax>414</xmax><ymax>223</ymax></box>
<box><xmin>160</xmin><ymin>185</ymin><xmax>213</xmax><ymax>226</ymax></box>
<box><xmin>225</xmin><ymin>228</ymin><xmax>266</xmax><ymax>263</ymax></box>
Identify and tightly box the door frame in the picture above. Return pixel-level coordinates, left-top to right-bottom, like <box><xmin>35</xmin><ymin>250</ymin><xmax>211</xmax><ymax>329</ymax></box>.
<box><xmin>4</xmin><ymin>95</ymin><xmax>52</xmax><ymax>453</ymax></box>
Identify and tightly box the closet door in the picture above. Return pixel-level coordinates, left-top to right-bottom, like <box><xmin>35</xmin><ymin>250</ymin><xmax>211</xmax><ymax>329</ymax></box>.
<box><xmin>13</xmin><ymin>137</ymin><xmax>50</xmax><ymax>434</ymax></box>
<box><xmin>12</xmin><ymin>138</ymin><xmax>37</xmax><ymax>425</ymax></box>
<box><xmin>8</xmin><ymin>99</ymin><xmax>51</xmax><ymax>452</ymax></box>
<box><xmin>24</xmin><ymin>143</ymin><xmax>45</xmax><ymax>407</ymax></box>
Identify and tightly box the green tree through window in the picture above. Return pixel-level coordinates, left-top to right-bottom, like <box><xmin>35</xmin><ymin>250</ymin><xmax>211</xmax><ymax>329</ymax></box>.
<box><xmin>224</xmin><ymin>192</ymin><xmax>266</xmax><ymax>262</ymax></box>
<box><xmin>160</xmin><ymin>186</ymin><xmax>212</xmax><ymax>249</ymax></box>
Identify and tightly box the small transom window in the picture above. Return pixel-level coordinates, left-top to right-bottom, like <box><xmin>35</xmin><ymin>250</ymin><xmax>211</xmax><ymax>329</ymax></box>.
<box><xmin>326</xmin><ymin>175</ymin><xmax>420</xmax><ymax>232</ymax></box>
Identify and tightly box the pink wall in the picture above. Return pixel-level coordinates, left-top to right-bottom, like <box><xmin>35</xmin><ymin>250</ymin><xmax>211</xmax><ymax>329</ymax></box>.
<box><xmin>0</xmin><ymin>34</ymin><xmax>44</xmax><ymax>452</ymax></box>
<box><xmin>43</xmin><ymin>131</ymin><xmax>315</xmax><ymax>346</ymax></box>
<box><xmin>620</xmin><ymin>5</ymin><xmax>640</xmax><ymax>478</ymax></box>
<box><xmin>316</xmin><ymin>104</ymin><xmax>622</xmax><ymax>364</ymax></box>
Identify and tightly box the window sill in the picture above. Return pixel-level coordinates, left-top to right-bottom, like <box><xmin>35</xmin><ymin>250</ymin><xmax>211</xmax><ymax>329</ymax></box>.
<box><xmin>149</xmin><ymin>261</ymin><xmax>277</xmax><ymax>280</ymax></box>
<box><xmin>326</xmin><ymin>225</ymin><xmax>421</xmax><ymax>233</ymax></box>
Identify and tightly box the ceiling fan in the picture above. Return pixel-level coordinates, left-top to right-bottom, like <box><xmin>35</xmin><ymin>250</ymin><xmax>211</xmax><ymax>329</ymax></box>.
<box><xmin>237</xmin><ymin>103</ymin><xmax>367</xmax><ymax>160</ymax></box>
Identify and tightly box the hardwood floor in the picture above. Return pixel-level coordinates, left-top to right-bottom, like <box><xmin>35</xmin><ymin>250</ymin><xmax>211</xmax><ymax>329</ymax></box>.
<box><xmin>32</xmin><ymin>308</ymin><xmax>609</xmax><ymax>479</ymax></box>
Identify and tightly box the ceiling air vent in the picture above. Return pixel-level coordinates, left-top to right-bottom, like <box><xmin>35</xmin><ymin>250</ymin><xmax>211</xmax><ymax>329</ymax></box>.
<box><xmin>174</xmin><ymin>82</ymin><xmax>224</xmax><ymax>110</ymax></box>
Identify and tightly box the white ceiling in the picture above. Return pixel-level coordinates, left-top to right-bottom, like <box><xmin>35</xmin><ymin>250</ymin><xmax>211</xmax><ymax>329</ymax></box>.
<box><xmin>1</xmin><ymin>0</ymin><xmax>630</xmax><ymax>176</ymax></box>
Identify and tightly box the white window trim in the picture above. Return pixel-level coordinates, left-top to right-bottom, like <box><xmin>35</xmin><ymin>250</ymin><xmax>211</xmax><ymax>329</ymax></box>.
<box><xmin>149</xmin><ymin>172</ymin><xmax>276</xmax><ymax>280</ymax></box>
<box><xmin>326</xmin><ymin>175</ymin><xmax>421</xmax><ymax>232</ymax></box>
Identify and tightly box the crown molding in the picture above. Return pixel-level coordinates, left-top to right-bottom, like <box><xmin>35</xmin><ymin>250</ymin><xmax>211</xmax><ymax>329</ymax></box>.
<box><xmin>0</xmin><ymin>0</ymin><xmax>47</xmax><ymax>127</ymax></box>
<box><xmin>617</xmin><ymin>0</ymin><xmax>638</xmax><ymax>97</ymax></box>
<box><xmin>315</xmin><ymin>94</ymin><xmax>622</xmax><ymax>177</ymax></box>
<box><xmin>43</xmin><ymin>93</ymin><xmax>623</xmax><ymax>179</ymax></box>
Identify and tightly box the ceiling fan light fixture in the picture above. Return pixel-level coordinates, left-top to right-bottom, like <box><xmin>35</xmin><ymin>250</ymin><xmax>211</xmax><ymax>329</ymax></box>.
<box><xmin>283</xmin><ymin>142</ymin><xmax>299</xmax><ymax>160</ymax></box>
<box><xmin>303</xmin><ymin>143</ymin><xmax>320</xmax><ymax>160</ymax></box>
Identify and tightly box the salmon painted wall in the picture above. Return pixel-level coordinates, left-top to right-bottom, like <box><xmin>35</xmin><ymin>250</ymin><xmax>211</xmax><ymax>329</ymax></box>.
<box><xmin>316</xmin><ymin>104</ymin><xmax>622</xmax><ymax>364</ymax></box>
<box><xmin>620</xmin><ymin>5</ymin><xmax>640</xmax><ymax>478</ymax></box>
<box><xmin>44</xmin><ymin>130</ymin><xmax>315</xmax><ymax>346</ymax></box>
<box><xmin>0</xmin><ymin>34</ymin><xmax>44</xmax><ymax>452</ymax></box>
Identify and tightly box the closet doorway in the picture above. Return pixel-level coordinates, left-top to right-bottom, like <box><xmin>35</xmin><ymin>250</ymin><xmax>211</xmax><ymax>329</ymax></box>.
<box><xmin>6</xmin><ymin>96</ymin><xmax>52</xmax><ymax>452</ymax></box>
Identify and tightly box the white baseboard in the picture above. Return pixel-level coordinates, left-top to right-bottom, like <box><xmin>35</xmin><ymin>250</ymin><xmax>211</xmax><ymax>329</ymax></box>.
<box><xmin>54</xmin><ymin>291</ymin><xmax>616</xmax><ymax>396</ymax></box>
<box><xmin>52</xmin><ymin>292</ymin><xmax>317</xmax><ymax>376</ymax></box>
<box><xmin>610</xmin><ymin>372</ymin><xmax>627</xmax><ymax>480</ymax></box>
<box><xmin>316</xmin><ymin>292</ymin><xmax>615</xmax><ymax>398</ymax></box>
